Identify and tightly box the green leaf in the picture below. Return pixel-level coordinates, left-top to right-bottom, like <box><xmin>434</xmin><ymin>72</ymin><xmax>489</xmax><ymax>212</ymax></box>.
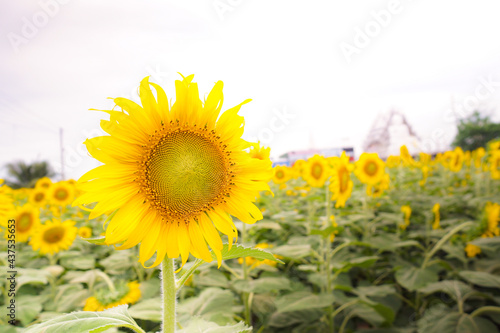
<box><xmin>17</xmin><ymin>295</ymin><xmax>43</xmax><ymax>326</ymax></box>
<box><xmin>419</xmin><ymin>312</ymin><xmax>499</xmax><ymax>333</ymax></box>
<box><xmin>395</xmin><ymin>266</ymin><xmax>439</xmax><ymax>291</ymax></box>
<box><xmin>470</xmin><ymin>237</ymin><xmax>500</xmax><ymax>255</ymax></box>
<box><xmin>82</xmin><ymin>236</ymin><xmax>107</xmax><ymax>245</ymax></box>
<box><xmin>459</xmin><ymin>271</ymin><xmax>500</xmax><ymax>289</ymax></box>
<box><xmin>178</xmin><ymin>288</ymin><xmax>233</xmax><ymax>317</ymax></box>
<box><xmin>354</xmin><ymin>285</ymin><xmax>396</xmax><ymax>298</ymax></box>
<box><xmin>268</xmin><ymin>309</ymin><xmax>323</xmax><ymax>328</ymax></box>
<box><xmin>24</xmin><ymin>305</ymin><xmax>145</xmax><ymax>333</ymax></box>
<box><xmin>310</xmin><ymin>225</ymin><xmax>344</xmax><ymax>238</ymax></box>
<box><xmin>59</xmin><ymin>253</ymin><xmax>96</xmax><ymax>270</ymax></box>
<box><xmin>178</xmin><ymin>317</ymin><xmax>251</xmax><ymax>333</ymax></box>
<box><xmin>275</xmin><ymin>291</ymin><xmax>335</xmax><ymax>312</ymax></box>
<box><xmin>419</xmin><ymin>280</ymin><xmax>474</xmax><ymax>302</ymax></box>
<box><xmin>211</xmin><ymin>244</ymin><xmax>283</xmax><ymax>263</ymax></box>
<box><xmin>15</xmin><ymin>268</ymin><xmax>51</xmax><ymax>289</ymax></box>
<box><xmin>271</xmin><ymin>244</ymin><xmax>312</xmax><ymax>259</ymax></box>
<box><xmin>232</xmin><ymin>277</ymin><xmax>292</xmax><ymax>294</ymax></box>
<box><xmin>128</xmin><ymin>298</ymin><xmax>162</xmax><ymax>322</ymax></box>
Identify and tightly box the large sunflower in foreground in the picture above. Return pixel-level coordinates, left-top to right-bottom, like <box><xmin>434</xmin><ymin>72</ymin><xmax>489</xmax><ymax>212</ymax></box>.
<box><xmin>354</xmin><ymin>153</ymin><xmax>385</xmax><ymax>185</ymax></box>
<box><xmin>75</xmin><ymin>75</ymin><xmax>273</xmax><ymax>268</ymax></box>
<box><xmin>30</xmin><ymin>219</ymin><xmax>77</xmax><ymax>255</ymax></box>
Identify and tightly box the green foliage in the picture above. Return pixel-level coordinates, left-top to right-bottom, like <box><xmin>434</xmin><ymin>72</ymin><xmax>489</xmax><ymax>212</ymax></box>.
<box><xmin>4</xmin><ymin>160</ymin><xmax>55</xmax><ymax>188</ymax></box>
<box><xmin>452</xmin><ymin>111</ymin><xmax>500</xmax><ymax>151</ymax></box>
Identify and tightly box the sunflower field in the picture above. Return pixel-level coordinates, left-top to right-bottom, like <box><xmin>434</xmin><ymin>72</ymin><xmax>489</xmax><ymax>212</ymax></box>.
<box><xmin>1</xmin><ymin>77</ymin><xmax>500</xmax><ymax>333</ymax></box>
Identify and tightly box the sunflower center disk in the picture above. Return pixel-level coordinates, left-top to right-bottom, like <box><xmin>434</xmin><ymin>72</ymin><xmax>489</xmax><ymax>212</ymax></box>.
<box><xmin>43</xmin><ymin>226</ymin><xmax>65</xmax><ymax>243</ymax></box>
<box><xmin>17</xmin><ymin>213</ymin><xmax>33</xmax><ymax>232</ymax></box>
<box><xmin>364</xmin><ymin>161</ymin><xmax>378</xmax><ymax>176</ymax></box>
<box><xmin>146</xmin><ymin>130</ymin><xmax>228</xmax><ymax>219</ymax></box>
<box><xmin>311</xmin><ymin>163</ymin><xmax>323</xmax><ymax>180</ymax></box>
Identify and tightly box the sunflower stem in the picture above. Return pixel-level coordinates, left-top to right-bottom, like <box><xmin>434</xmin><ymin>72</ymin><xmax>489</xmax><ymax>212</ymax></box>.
<box><xmin>241</xmin><ymin>223</ymin><xmax>252</xmax><ymax>326</ymax></box>
<box><xmin>96</xmin><ymin>271</ymin><xmax>116</xmax><ymax>294</ymax></box>
<box><xmin>161</xmin><ymin>257</ymin><xmax>176</xmax><ymax>333</ymax></box>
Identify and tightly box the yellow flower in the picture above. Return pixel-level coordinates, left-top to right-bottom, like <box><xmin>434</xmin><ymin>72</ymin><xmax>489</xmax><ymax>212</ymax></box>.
<box><xmin>5</xmin><ymin>204</ymin><xmax>40</xmax><ymax>242</ymax></box>
<box><xmin>30</xmin><ymin>219</ymin><xmax>77</xmax><ymax>255</ymax></box>
<box><xmin>329</xmin><ymin>152</ymin><xmax>353</xmax><ymax>208</ymax></box>
<box><xmin>291</xmin><ymin>159</ymin><xmax>306</xmax><ymax>179</ymax></box>
<box><xmin>473</xmin><ymin>147</ymin><xmax>485</xmax><ymax>169</ymax></box>
<box><xmin>0</xmin><ymin>180</ymin><xmax>14</xmax><ymax>226</ymax></box>
<box><xmin>35</xmin><ymin>177</ymin><xmax>52</xmax><ymax>190</ymax></box>
<box><xmin>448</xmin><ymin>147</ymin><xmax>464</xmax><ymax>172</ymax></box>
<box><xmin>29</xmin><ymin>187</ymin><xmax>48</xmax><ymax>207</ymax></box>
<box><xmin>84</xmin><ymin>281</ymin><xmax>141</xmax><ymax>312</ymax></box>
<box><xmin>465</xmin><ymin>243</ymin><xmax>481</xmax><ymax>258</ymax></box>
<box><xmin>386</xmin><ymin>155</ymin><xmax>400</xmax><ymax>168</ymax></box>
<box><xmin>302</xmin><ymin>155</ymin><xmax>330</xmax><ymax>188</ymax></box>
<box><xmin>329</xmin><ymin>215</ymin><xmax>338</xmax><ymax>242</ymax></box>
<box><xmin>432</xmin><ymin>203</ymin><xmax>440</xmax><ymax>230</ymax></box>
<box><xmin>75</xmin><ymin>75</ymin><xmax>273</xmax><ymax>268</ymax></box>
<box><xmin>400</xmin><ymin>205</ymin><xmax>411</xmax><ymax>230</ymax></box>
<box><xmin>489</xmin><ymin>150</ymin><xmax>500</xmax><ymax>179</ymax></box>
<box><xmin>366</xmin><ymin>173</ymin><xmax>390</xmax><ymax>198</ymax></box>
<box><xmin>78</xmin><ymin>226</ymin><xmax>92</xmax><ymax>239</ymax></box>
<box><xmin>483</xmin><ymin>202</ymin><xmax>500</xmax><ymax>237</ymax></box>
<box><xmin>400</xmin><ymin>145</ymin><xmax>416</xmax><ymax>167</ymax></box>
<box><xmin>419</xmin><ymin>165</ymin><xmax>429</xmax><ymax>187</ymax></box>
<box><xmin>355</xmin><ymin>153</ymin><xmax>385</xmax><ymax>185</ymax></box>
<box><xmin>273</xmin><ymin>165</ymin><xmax>292</xmax><ymax>184</ymax></box>
<box><xmin>48</xmin><ymin>181</ymin><xmax>75</xmax><ymax>206</ymax></box>
<box><xmin>249</xmin><ymin>142</ymin><xmax>271</xmax><ymax>161</ymax></box>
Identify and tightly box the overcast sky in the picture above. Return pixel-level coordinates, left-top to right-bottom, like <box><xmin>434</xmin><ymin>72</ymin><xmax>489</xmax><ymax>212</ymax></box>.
<box><xmin>1</xmin><ymin>0</ymin><xmax>500</xmax><ymax>180</ymax></box>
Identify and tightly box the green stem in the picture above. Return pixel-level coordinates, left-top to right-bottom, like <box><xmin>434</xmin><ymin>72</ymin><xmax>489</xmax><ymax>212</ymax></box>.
<box><xmin>96</xmin><ymin>271</ymin><xmax>116</xmax><ymax>293</ymax></box>
<box><xmin>161</xmin><ymin>257</ymin><xmax>176</xmax><ymax>333</ymax></box>
<box><xmin>241</xmin><ymin>223</ymin><xmax>251</xmax><ymax>326</ymax></box>
<box><xmin>176</xmin><ymin>259</ymin><xmax>203</xmax><ymax>292</ymax></box>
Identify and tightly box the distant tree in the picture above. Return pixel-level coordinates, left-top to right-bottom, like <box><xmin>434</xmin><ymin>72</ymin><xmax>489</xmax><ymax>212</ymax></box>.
<box><xmin>452</xmin><ymin>111</ymin><xmax>500</xmax><ymax>151</ymax></box>
<box><xmin>4</xmin><ymin>161</ymin><xmax>55</xmax><ymax>189</ymax></box>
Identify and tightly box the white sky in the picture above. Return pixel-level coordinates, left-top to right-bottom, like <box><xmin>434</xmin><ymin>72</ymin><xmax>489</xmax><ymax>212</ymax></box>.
<box><xmin>1</xmin><ymin>0</ymin><xmax>500</xmax><ymax>180</ymax></box>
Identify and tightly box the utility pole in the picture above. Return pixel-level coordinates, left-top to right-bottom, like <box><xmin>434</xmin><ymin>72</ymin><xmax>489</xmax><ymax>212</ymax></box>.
<box><xmin>60</xmin><ymin>127</ymin><xmax>65</xmax><ymax>180</ymax></box>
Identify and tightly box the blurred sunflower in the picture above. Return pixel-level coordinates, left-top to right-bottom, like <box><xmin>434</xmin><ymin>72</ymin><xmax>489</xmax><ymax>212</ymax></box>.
<box><xmin>6</xmin><ymin>204</ymin><xmax>40</xmax><ymax>242</ymax></box>
<box><xmin>473</xmin><ymin>147</ymin><xmax>485</xmax><ymax>169</ymax></box>
<box><xmin>449</xmin><ymin>147</ymin><xmax>464</xmax><ymax>172</ymax></box>
<box><xmin>48</xmin><ymin>181</ymin><xmax>75</xmax><ymax>206</ymax></box>
<box><xmin>432</xmin><ymin>203</ymin><xmax>440</xmax><ymax>230</ymax></box>
<box><xmin>78</xmin><ymin>226</ymin><xmax>92</xmax><ymax>238</ymax></box>
<box><xmin>366</xmin><ymin>173</ymin><xmax>390</xmax><ymax>198</ymax></box>
<box><xmin>35</xmin><ymin>177</ymin><xmax>52</xmax><ymax>190</ymax></box>
<box><xmin>84</xmin><ymin>281</ymin><xmax>141</xmax><ymax>312</ymax></box>
<box><xmin>386</xmin><ymin>155</ymin><xmax>400</xmax><ymax>168</ymax></box>
<box><xmin>249</xmin><ymin>142</ymin><xmax>271</xmax><ymax>161</ymax></box>
<box><xmin>30</xmin><ymin>219</ymin><xmax>77</xmax><ymax>255</ymax></box>
<box><xmin>355</xmin><ymin>153</ymin><xmax>385</xmax><ymax>185</ymax></box>
<box><xmin>329</xmin><ymin>152</ymin><xmax>353</xmax><ymax>208</ymax></box>
<box><xmin>75</xmin><ymin>75</ymin><xmax>273</xmax><ymax>268</ymax></box>
<box><xmin>0</xmin><ymin>180</ymin><xmax>14</xmax><ymax>226</ymax></box>
<box><xmin>291</xmin><ymin>159</ymin><xmax>306</xmax><ymax>179</ymax></box>
<box><xmin>29</xmin><ymin>187</ymin><xmax>48</xmax><ymax>207</ymax></box>
<box><xmin>489</xmin><ymin>150</ymin><xmax>500</xmax><ymax>179</ymax></box>
<box><xmin>483</xmin><ymin>202</ymin><xmax>499</xmax><ymax>237</ymax></box>
<box><xmin>302</xmin><ymin>155</ymin><xmax>330</xmax><ymax>187</ymax></box>
<box><xmin>272</xmin><ymin>165</ymin><xmax>291</xmax><ymax>185</ymax></box>
<box><xmin>465</xmin><ymin>243</ymin><xmax>481</xmax><ymax>258</ymax></box>
<box><xmin>400</xmin><ymin>145</ymin><xmax>416</xmax><ymax>167</ymax></box>
<box><xmin>400</xmin><ymin>205</ymin><xmax>411</xmax><ymax>230</ymax></box>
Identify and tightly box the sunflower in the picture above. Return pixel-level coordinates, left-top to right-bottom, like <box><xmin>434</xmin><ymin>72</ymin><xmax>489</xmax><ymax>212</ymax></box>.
<box><xmin>483</xmin><ymin>202</ymin><xmax>500</xmax><ymax>237</ymax></box>
<box><xmin>48</xmin><ymin>181</ymin><xmax>75</xmax><ymax>206</ymax></box>
<box><xmin>400</xmin><ymin>205</ymin><xmax>411</xmax><ymax>230</ymax></box>
<box><xmin>472</xmin><ymin>147</ymin><xmax>485</xmax><ymax>169</ymax></box>
<box><xmin>465</xmin><ymin>243</ymin><xmax>481</xmax><ymax>258</ymax></box>
<box><xmin>291</xmin><ymin>159</ymin><xmax>306</xmax><ymax>179</ymax></box>
<box><xmin>0</xmin><ymin>180</ymin><xmax>14</xmax><ymax>227</ymax></box>
<box><xmin>249</xmin><ymin>142</ymin><xmax>271</xmax><ymax>161</ymax></box>
<box><xmin>29</xmin><ymin>188</ymin><xmax>48</xmax><ymax>207</ymax></box>
<box><xmin>30</xmin><ymin>219</ymin><xmax>77</xmax><ymax>255</ymax></box>
<box><xmin>400</xmin><ymin>145</ymin><xmax>416</xmax><ymax>167</ymax></box>
<box><xmin>329</xmin><ymin>152</ymin><xmax>353</xmax><ymax>208</ymax></box>
<box><xmin>5</xmin><ymin>204</ymin><xmax>40</xmax><ymax>242</ymax></box>
<box><xmin>272</xmin><ymin>165</ymin><xmax>291</xmax><ymax>185</ymax></box>
<box><xmin>302</xmin><ymin>155</ymin><xmax>330</xmax><ymax>188</ymax></box>
<box><xmin>354</xmin><ymin>153</ymin><xmax>385</xmax><ymax>185</ymax></box>
<box><xmin>35</xmin><ymin>177</ymin><xmax>52</xmax><ymax>190</ymax></box>
<box><xmin>448</xmin><ymin>147</ymin><xmax>464</xmax><ymax>172</ymax></box>
<box><xmin>432</xmin><ymin>203</ymin><xmax>440</xmax><ymax>230</ymax></box>
<box><xmin>489</xmin><ymin>150</ymin><xmax>500</xmax><ymax>179</ymax></box>
<box><xmin>78</xmin><ymin>226</ymin><xmax>93</xmax><ymax>238</ymax></box>
<box><xmin>366</xmin><ymin>173</ymin><xmax>390</xmax><ymax>198</ymax></box>
<box><xmin>386</xmin><ymin>155</ymin><xmax>400</xmax><ymax>168</ymax></box>
<box><xmin>84</xmin><ymin>281</ymin><xmax>141</xmax><ymax>312</ymax></box>
<box><xmin>75</xmin><ymin>75</ymin><xmax>273</xmax><ymax>268</ymax></box>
